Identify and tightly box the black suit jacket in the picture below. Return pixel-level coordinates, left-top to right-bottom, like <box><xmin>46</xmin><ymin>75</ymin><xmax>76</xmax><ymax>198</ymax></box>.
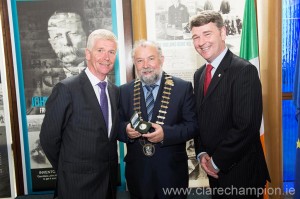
<box><xmin>194</xmin><ymin>50</ymin><xmax>270</xmax><ymax>189</ymax></box>
<box><xmin>118</xmin><ymin>73</ymin><xmax>198</xmax><ymax>198</ymax></box>
<box><xmin>40</xmin><ymin>70</ymin><xmax>119</xmax><ymax>199</ymax></box>
<box><xmin>168</xmin><ymin>3</ymin><xmax>189</xmax><ymax>28</ymax></box>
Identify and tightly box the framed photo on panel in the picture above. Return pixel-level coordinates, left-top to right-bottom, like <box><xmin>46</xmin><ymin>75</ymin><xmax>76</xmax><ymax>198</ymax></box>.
<box><xmin>7</xmin><ymin>0</ymin><xmax>126</xmax><ymax>194</ymax></box>
<box><xmin>145</xmin><ymin>0</ymin><xmax>245</xmax><ymax>187</ymax></box>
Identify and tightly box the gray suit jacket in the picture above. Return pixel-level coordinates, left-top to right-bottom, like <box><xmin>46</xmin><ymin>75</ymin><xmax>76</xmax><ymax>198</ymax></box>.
<box><xmin>40</xmin><ymin>70</ymin><xmax>119</xmax><ymax>199</ymax></box>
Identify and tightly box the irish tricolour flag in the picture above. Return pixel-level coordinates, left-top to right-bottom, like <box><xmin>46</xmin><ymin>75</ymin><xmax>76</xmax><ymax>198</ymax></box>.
<box><xmin>239</xmin><ymin>1</ymin><xmax>267</xmax><ymax>198</ymax></box>
<box><xmin>240</xmin><ymin>0</ymin><xmax>264</xmax><ymax>137</ymax></box>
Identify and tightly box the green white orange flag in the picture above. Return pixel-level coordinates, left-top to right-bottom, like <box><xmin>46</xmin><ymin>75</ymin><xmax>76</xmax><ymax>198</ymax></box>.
<box><xmin>239</xmin><ymin>1</ymin><xmax>267</xmax><ymax>198</ymax></box>
<box><xmin>240</xmin><ymin>0</ymin><xmax>264</xmax><ymax>137</ymax></box>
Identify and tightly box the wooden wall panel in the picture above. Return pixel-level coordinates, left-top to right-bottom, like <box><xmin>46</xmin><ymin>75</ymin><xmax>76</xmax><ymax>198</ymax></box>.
<box><xmin>0</xmin><ymin>0</ymin><xmax>24</xmax><ymax>195</ymax></box>
<box><xmin>131</xmin><ymin>0</ymin><xmax>147</xmax><ymax>41</ymax></box>
<box><xmin>257</xmin><ymin>0</ymin><xmax>283</xmax><ymax>198</ymax></box>
<box><xmin>123</xmin><ymin>0</ymin><xmax>134</xmax><ymax>81</ymax></box>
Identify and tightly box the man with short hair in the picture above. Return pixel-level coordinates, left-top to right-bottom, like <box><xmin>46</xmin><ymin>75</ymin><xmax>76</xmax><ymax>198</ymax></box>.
<box><xmin>118</xmin><ymin>40</ymin><xmax>198</xmax><ymax>199</ymax></box>
<box><xmin>40</xmin><ymin>29</ymin><xmax>119</xmax><ymax>199</ymax></box>
<box><xmin>47</xmin><ymin>11</ymin><xmax>87</xmax><ymax>77</ymax></box>
<box><xmin>190</xmin><ymin>10</ymin><xmax>270</xmax><ymax>199</ymax></box>
<box><xmin>168</xmin><ymin>0</ymin><xmax>189</xmax><ymax>29</ymax></box>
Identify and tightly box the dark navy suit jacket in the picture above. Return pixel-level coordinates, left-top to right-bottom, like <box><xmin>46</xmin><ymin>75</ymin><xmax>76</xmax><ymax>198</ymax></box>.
<box><xmin>118</xmin><ymin>72</ymin><xmax>198</xmax><ymax>199</ymax></box>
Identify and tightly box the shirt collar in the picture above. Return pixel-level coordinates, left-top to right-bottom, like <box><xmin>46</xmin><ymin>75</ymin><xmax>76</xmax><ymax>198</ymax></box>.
<box><xmin>85</xmin><ymin>67</ymin><xmax>108</xmax><ymax>86</ymax></box>
<box><xmin>208</xmin><ymin>47</ymin><xmax>228</xmax><ymax>70</ymax></box>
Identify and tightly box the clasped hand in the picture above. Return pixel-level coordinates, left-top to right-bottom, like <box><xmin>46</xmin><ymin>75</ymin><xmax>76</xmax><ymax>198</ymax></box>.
<box><xmin>126</xmin><ymin>123</ymin><xmax>164</xmax><ymax>143</ymax></box>
<box><xmin>200</xmin><ymin>153</ymin><xmax>219</xmax><ymax>179</ymax></box>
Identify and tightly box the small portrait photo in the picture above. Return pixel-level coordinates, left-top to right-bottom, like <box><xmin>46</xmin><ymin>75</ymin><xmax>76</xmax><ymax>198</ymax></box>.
<box><xmin>28</xmin><ymin>131</ymin><xmax>52</xmax><ymax>169</ymax></box>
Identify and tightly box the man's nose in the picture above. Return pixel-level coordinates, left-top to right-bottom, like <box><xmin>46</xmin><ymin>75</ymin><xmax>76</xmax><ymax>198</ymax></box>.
<box><xmin>103</xmin><ymin>51</ymin><xmax>110</xmax><ymax>60</ymax></box>
<box><xmin>143</xmin><ymin>59</ymin><xmax>150</xmax><ymax>68</ymax></box>
<box><xmin>63</xmin><ymin>32</ymin><xmax>72</xmax><ymax>46</ymax></box>
<box><xmin>197</xmin><ymin>37</ymin><xmax>206</xmax><ymax>47</ymax></box>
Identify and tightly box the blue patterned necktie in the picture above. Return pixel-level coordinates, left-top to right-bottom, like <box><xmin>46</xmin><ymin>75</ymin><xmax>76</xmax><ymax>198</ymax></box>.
<box><xmin>98</xmin><ymin>82</ymin><xmax>108</xmax><ymax>129</ymax></box>
<box><xmin>145</xmin><ymin>85</ymin><xmax>157</xmax><ymax>121</ymax></box>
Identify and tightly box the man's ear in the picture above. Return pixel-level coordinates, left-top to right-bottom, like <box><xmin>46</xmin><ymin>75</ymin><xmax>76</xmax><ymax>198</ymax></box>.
<box><xmin>48</xmin><ymin>38</ymin><xmax>57</xmax><ymax>48</ymax></box>
<box><xmin>85</xmin><ymin>48</ymin><xmax>90</xmax><ymax>60</ymax></box>
<box><xmin>221</xmin><ymin>26</ymin><xmax>226</xmax><ymax>40</ymax></box>
<box><xmin>160</xmin><ymin>56</ymin><xmax>165</xmax><ymax>67</ymax></box>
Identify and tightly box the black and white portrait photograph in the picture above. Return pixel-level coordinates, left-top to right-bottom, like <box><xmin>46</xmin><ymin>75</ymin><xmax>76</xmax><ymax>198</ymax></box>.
<box><xmin>16</xmin><ymin>0</ymin><xmax>114</xmax><ymax>115</ymax></box>
<box><xmin>28</xmin><ymin>131</ymin><xmax>52</xmax><ymax>169</ymax></box>
<box><xmin>148</xmin><ymin>0</ymin><xmax>245</xmax><ymax>55</ymax></box>
<box><xmin>27</xmin><ymin>115</ymin><xmax>52</xmax><ymax>169</ymax></box>
<box><xmin>186</xmin><ymin>140</ymin><xmax>209</xmax><ymax>187</ymax></box>
<box><xmin>146</xmin><ymin>0</ymin><xmax>246</xmax><ymax>84</ymax></box>
<box><xmin>11</xmin><ymin>0</ymin><xmax>126</xmax><ymax>193</ymax></box>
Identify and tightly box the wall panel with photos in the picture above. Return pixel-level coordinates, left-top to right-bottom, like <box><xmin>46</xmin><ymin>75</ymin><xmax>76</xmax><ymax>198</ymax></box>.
<box><xmin>0</xmin><ymin>11</ymin><xmax>16</xmax><ymax>198</ymax></box>
<box><xmin>145</xmin><ymin>0</ymin><xmax>245</xmax><ymax>187</ymax></box>
<box><xmin>8</xmin><ymin>0</ymin><xmax>127</xmax><ymax>194</ymax></box>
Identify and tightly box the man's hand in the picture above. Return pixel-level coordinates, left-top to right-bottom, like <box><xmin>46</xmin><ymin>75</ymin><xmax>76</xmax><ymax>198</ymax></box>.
<box><xmin>200</xmin><ymin>153</ymin><xmax>219</xmax><ymax>179</ymax></box>
<box><xmin>142</xmin><ymin>123</ymin><xmax>164</xmax><ymax>143</ymax></box>
<box><xmin>126</xmin><ymin>123</ymin><xmax>141</xmax><ymax>139</ymax></box>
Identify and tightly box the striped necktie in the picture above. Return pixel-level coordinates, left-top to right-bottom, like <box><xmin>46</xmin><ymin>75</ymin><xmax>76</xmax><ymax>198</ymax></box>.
<box><xmin>145</xmin><ymin>85</ymin><xmax>157</xmax><ymax>121</ymax></box>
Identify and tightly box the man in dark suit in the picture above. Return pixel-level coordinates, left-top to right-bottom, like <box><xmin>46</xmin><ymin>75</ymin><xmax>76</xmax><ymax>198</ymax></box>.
<box><xmin>40</xmin><ymin>29</ymin><xmax>119</xmax><ymax>199</ymax></box>
<box><xmin>219</xmin><ymin>0</ymin><xmax>231</xmax><ymax>14</ymax></box>
<box><xmin>189</xmin><ymin>11</ymin><xmax>270</xmax><ymax>198</ymax></box>
<box><xmin>168</xmin><ymin>0</ymin><xmax>189</xmax><ymax>29</ymax></box>
<box><xmin>118</xmin><ymin>40</ymin><xmax>198</xmax><ymax>199</ymax></box>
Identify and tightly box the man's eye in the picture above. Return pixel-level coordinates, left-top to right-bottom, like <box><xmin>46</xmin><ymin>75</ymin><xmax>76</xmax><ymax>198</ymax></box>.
<box><xmin>54</xmin><ymin>34</ymin><xmax>62</xmax><ymax>39</ymax></box>
<box><xmin>68</xmin><ymin>32</ymin><xmax>79</xmax><ymax>36</ymax></box>
<box><xmin>109</xmin><ymin>51</ymin><xmax>116</xmax><ymax>55</ymax></box>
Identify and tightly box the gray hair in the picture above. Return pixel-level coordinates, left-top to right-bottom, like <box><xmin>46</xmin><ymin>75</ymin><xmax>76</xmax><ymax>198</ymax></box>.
<box><xmin>48</xmin><ymin>11</ymin><xmax>88</xmax><ymax>36</ymax></box>
<box><xmin>86</xmin><ymin>29</ymin><xmax>118</xmax><ymax>50</ymax></box>
<box><xmin>131</xmin><ymin>40</ymin><xmax>163</xmax><ymax>61</ymax></box>
<box><xmin>189</xmin><ymin>10</ymin><xmax>224</xmax><ymax>30</ymax></box>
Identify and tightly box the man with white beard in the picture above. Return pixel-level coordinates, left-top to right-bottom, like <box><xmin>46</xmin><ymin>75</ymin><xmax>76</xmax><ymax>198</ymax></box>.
<box><xmin>118</xmin><ymin>40</ymin><xmax>198</xmax><ymax>199</ymax></box>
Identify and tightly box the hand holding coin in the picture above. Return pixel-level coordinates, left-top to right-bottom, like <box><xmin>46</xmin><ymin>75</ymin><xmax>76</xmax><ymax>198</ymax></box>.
<box><xmin>130</xmin><ymin>111</ymin><xmax>151</xmax><ymax>134</ymax></box>
<box><xmin>126</xmin><ymin>123</ymin><xmax>141</xmax><ymax>139</ymax></box>
<box><xmin>142</xmin><ymin>123</ymin><xmax>164</xmax><ymax>143</ymax></box>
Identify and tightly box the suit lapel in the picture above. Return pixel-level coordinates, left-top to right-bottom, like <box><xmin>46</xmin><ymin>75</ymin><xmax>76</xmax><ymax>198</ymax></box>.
<box><xmin>107</xmin><ymin>81</ymin><xmax>116</xmax><ymax>139</ymax></box>
<box><xmin>151</xmin><ymin>74</ymin><xmax>165</xmax><ymax>122</ymax></box>
<box><xmin>202</xmin><ymin>67</ymin><xmax>225</xmax><ymax>103</ymax></box>
<box><xmin>201</xmin><ymin>50</ymin><xmax>233</xmax><ymax>104</ymax></box>
<box><xmin>197</xmin><ymin>65</ymin><xmax>205</xmax><ymax>104</ymax></box>
<box><xmin>139</xmin><ymin>82</ymin><xmax>149</xmax><ymax>122</ymax></box>
<box><xmin>79</xmin><ymin>72</ymin><xmax>108</xmax><ymax>137</ymax></box>
<box><xmin>80</xmin><ymin>72</ymin><xmax>103</xmax><ymax>117</ymax></box>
